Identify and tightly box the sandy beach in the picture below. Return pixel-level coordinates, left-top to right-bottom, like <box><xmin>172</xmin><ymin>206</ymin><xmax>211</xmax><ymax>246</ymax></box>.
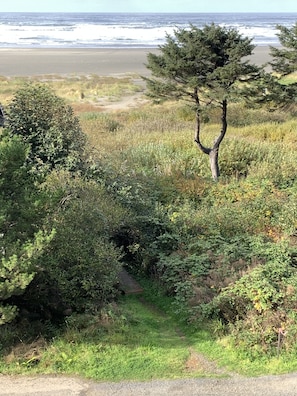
<box><xmin>0</xmin><ymin>48</ymin><xmax>156</xmax><ymax>77</ymax></box>
<box><xmin>0</xmin><ymin>46</ymin><xmax>272</xmax><ymax>77</ymax></box>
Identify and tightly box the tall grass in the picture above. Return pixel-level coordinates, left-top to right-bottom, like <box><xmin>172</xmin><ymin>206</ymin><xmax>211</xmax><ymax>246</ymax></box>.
<box><xmin>82</xmin><ymin>106</ymin><xmax>297</xmax><ymax>185</ymax></box>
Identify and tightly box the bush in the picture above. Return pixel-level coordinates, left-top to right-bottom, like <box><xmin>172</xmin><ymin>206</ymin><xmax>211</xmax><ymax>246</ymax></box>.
<box><xmin>30</xmin><ymin>171</ymin><xmax>127</xmax><ymax>315</ymax></box>
<box><xmin>209</xmin><ymin>239</ymin><xmax>297</xmax><ymax>355</ymax></box>
<box><xmin>5</xmin><ymin>84</ymin><xmax>87</xmax><ymax>175</ymax></box>
<box><xmin>219</xmin><ymin>138</ymin><xmax>263</xmax><ymax>178</ymax></box>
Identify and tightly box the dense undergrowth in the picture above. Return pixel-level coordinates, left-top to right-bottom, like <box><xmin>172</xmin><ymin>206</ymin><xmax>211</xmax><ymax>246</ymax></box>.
<box><xmin>1</xmin><ymin>76</ymin><xmax>297</xmax><ymax>378</ymax></box>
<box><xmin>80</xmin><ymin>98</ymin><xmax>297</xmax><ymax>360</ymax></box>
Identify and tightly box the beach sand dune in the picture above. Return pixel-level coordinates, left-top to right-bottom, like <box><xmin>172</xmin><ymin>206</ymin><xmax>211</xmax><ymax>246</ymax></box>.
<box><xmin>0</xmin><ymin>46</ymin><xmax>272</xmax><ymax>77</ymax></box>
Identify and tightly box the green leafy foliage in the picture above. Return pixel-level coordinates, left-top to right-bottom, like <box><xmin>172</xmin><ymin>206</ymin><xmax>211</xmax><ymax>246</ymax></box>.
<box><xmin>5</xmin><ymin>84</ymin><xmax>87</xmax><ymax>175</ymax></box>
<box><xmin>100</xmin><ymin>118</ymin><xmax>297</xmax><ymax>353</ymax></box>
<box><xmin>0</xmin><ymin>231</ymin><xmax>54</xmax><ymax>325</ymax></box>
<box><xmin>33</xmin><ymin>172</ymin><xmax>126</xmax><ymax>314</ymax></box>
<box><xmin>209</xmin><ymin>240</ymin><xmax>297</xmax><ymax>356</ymax></box>
<box><xmin>0</xmin><ymin>136</ymin><xmax>47</xmax><ymax>246</ymax></box>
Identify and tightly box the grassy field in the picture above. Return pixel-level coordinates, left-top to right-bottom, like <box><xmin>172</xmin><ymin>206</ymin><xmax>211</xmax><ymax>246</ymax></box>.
<box><xmin>1</xmin><ymin>74</ymin><xmax>297</xmax><ymax>380</ymax></box>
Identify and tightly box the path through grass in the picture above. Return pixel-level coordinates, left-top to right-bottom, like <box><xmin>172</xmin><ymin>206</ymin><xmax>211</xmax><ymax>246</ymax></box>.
<box><xmin>1</xmin><ymin>284</ymin><xmax>297</xmax><ymax>380</ymax></box>
<box><xmin>0</xmin><ymin>293</ymin><xmax>227</xmax><ymax>381</ymax></box>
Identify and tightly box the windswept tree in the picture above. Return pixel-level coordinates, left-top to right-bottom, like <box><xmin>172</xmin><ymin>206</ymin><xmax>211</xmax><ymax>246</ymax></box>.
<box><xmin>243</xmin><ymin>22</ymin><xmax>297</xmax><ymax>112</ymax></box>
<box><xmin>144</xmin><ymin>24</ymin><xmax>262</xmax><ymax>180</ymax></box>
<box><xmin>269</xmin><ymin>22</ymin><xmax>297</xmax><ymax>76</ymax></box>
<box><xmin>267</xmin><ymin>22</ymin><xmax>297</xmax><ymax>108</ymax></box>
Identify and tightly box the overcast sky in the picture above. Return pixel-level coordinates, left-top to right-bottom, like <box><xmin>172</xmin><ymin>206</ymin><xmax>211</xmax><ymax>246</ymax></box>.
<box><xmin>1</xmin><ymin>0</ymin><xmax>296</xmax><ymax>13</ymax></box>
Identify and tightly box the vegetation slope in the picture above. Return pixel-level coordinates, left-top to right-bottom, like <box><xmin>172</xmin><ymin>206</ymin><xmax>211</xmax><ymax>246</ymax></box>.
<box><xmin>1</xmin><ymin>68</ymin><xmax>297</xmax><ymax>379</ymax></box>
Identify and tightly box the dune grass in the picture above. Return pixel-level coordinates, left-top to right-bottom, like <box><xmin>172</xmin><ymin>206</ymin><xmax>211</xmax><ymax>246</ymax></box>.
<box><xmin>0</xmin><ymin>74</ymin><xmax>143</xmax><ymax>108</ymax></box>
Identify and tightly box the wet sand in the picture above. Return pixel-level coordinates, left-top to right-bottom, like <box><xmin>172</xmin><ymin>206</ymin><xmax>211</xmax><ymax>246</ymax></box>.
<box><xmin>0</xmin><ymin>46</ymin><xmax>272</xmax><ymax>77</ymax></box>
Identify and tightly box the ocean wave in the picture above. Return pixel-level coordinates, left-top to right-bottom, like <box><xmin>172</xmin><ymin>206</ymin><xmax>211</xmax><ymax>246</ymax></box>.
<box><xmin>0</xmin><ymin>12</ymin><xmax>296</xmax><ymax>48</ymax></box>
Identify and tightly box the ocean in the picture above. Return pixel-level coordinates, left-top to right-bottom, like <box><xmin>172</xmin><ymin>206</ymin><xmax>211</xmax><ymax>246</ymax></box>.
<box><xmin>0</xmin><ymin>12</ymin><xmax>296</xmax><ymax>48</ymax></box>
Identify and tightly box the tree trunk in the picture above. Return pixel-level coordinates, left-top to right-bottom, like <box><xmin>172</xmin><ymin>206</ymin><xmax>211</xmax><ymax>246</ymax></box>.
<box><xmin>194</xmin><ymin>99</ymin><xmax>227</xmax><ymax>181</ymax></box>
<box><xmin>209</xmin><ymin>147</ymin><xmax>220</xmax><ymax>181</ymax></box>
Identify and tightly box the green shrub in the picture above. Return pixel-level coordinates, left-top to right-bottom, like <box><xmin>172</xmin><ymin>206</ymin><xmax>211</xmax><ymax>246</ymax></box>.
<box><xmin>209</xmin><ymin>239</ymin><xmax>297</xmax><ymax>355</ymax></box>
<box><xmin>6</xmin><ymin>84</ymin><xmax>87</xmax><ymax>175</ymax></box>
<box><xmin>24</xmin><ymin>171</ymin><xmax>127</xmax><ymax>316</ymax></box>
<box><xmin>219</xmin><ymin>138</ymin><xmax>263</xmax><ymax>178</ymax></box>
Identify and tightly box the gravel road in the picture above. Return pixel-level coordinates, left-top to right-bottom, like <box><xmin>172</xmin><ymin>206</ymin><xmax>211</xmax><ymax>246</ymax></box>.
<box><xmin>1</xmin><ymin>373</ymin><xmax>297</xmax><ymax>396</ymax></box>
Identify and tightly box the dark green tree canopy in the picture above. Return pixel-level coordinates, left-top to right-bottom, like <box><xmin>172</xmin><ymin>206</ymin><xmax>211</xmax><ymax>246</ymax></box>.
<box><xmin>5</xmin><ymin>84</ymin><xmax>87</xmax><ymax>175</ymax></box>
<box><xmin>246</xmin><ymin>22</ymin><xmax>297</xmax><ymax>111</ymax></box>
<box><xmin>0</xmin><ymin>136</ymin><xmax>44</xmax><ymax>246</ymax></box>
<box><xmin>145</xmin><ymin>24</ymin><xmax>260</xmax><ymax>103</ymax></box>
<box><xmin>269</xmin><ymin>22</ymin><xmax>297</xmax><ymax>76</ymax></box>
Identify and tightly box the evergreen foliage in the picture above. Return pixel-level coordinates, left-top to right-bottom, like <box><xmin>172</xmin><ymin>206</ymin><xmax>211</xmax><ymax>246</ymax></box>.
<box><xmin>269</xmin><ymin>22</ymin><xmax>297</xmax><ymax>75</ymax></box>
<box><xmin>0</xmin><ymin>136</ymin><xmax>53</xmax><ymax>324</ymax></box>
<box><xmin>144</xmin><ymin>23</ymin><xmax>262</xmax><ymax>180</ymax></box>
<box><xmin>246</xmin><ymin>23</ymin><xmax>297</xmax><ymax>111</ymax></box>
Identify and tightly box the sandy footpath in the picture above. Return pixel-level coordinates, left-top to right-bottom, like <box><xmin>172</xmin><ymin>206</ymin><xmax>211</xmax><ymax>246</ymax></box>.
<box><xmin>1</xmin><ymin>372</ymin><xmax>297</xmax><ymax>395</ymax></box>
<box><xmin>0</xmin><ymin>46</ymin><xmax>272</xmax><ymax>77</ymax></box>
